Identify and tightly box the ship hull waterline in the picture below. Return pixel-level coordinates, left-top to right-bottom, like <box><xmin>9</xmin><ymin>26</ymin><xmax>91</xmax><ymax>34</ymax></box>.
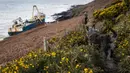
<box><xmin>8</xmin><ymin>20</ymin><xmax>45</xmax><ymax>36</ymax></box>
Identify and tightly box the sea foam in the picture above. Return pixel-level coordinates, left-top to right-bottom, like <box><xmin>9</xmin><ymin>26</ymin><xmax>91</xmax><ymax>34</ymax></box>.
<box><xmin>0</xmin><ymin>0</ymin><xmax>93</xmax><ymax>40</ymax></box>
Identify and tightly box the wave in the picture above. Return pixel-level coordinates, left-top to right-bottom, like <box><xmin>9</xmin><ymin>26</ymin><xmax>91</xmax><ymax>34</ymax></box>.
<box><xmin>0</xmin><ymin>4</ymin><xmax>71</xmax><ymax>38</ymax></box>
<box><xmin>0</xmin><ymin>0</ymin><xmax>93</xmax><ymax>40</ymax></box>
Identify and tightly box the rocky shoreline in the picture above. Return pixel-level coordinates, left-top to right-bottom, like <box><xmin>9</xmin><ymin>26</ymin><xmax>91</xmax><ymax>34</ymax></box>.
<box><xmin>52</xmin><ymin>4</ymin><xmax>87</xmax><ymax>21</ymax></box>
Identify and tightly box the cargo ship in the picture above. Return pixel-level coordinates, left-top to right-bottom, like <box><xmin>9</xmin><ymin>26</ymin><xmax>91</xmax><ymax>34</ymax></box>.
<box><xmin>8</xmin><ymin>5</ymin><xmax>45</xmax><ymax>36</ymax></box>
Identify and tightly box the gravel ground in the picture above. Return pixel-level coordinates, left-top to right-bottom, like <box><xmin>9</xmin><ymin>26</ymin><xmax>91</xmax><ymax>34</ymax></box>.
<box><xmin>0</xmin><ymin>0</ymin><xmax>114</xmax><ymax>65</ymax></box>
<box><xmin>0</xmin><ymin>16</ymin><xmax>83</xmax><ymax>65</ymax></box>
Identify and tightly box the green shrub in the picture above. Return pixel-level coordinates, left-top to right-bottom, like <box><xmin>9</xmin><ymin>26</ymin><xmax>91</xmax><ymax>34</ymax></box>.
<box><xmin>114</xmin><ymin>19</ymin><xmax>130</xmax><ymax>60</ymax></box>
<box><xmin>48</xmin><ymin>25</ymin><xmax>88</xmax><ymax>50</ymax></box>
<box><xmin>123</xmin><ymin>0</ymin><xmax>130</xmax><ymax>7</ymax></box>
<box><xmin>93</xmin><ymin>1</ymin><xmax>129</xmax><ymax>20</ymax></box>
<box><xmin>0</xmin><ymin>45</ymin><xmax>95</xmax><ymax>73</ymax></box>
<box><xmin>115</xmin><ymin>14</ymin><xmax>125</xmax><ymax>23</ymax></box>
<box><xmin>0</xmin><ymin>26</ymin><xmax>95</xmax><ymax>73</ymax></box>
<box><xmin>118</xmin><ymin>56</ymin><xmax>130</xmax><ymax>73</ymax></box>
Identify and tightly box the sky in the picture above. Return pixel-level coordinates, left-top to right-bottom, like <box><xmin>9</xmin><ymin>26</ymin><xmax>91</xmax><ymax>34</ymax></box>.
<box><xmin>0</xmin><ymin>0</ymin><xmax>93</xmax><ymax>5</ymax></box>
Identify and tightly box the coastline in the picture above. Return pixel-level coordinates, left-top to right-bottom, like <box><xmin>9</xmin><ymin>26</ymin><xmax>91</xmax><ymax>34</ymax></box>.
<box><xmin>52</xmin><ymin>4</ymin><xmax>87</xmax><ymax>21</ymax></box>
<box><xmin>0</xmin><ymin>5</ymin><xmax>72</xmax><ymax>41</ymax></box>
<box><xmin>0</xmin><ymin>4</ymin><xmax>85</xmax><ymax>41</ymax></box>
<box><xmin>0</xmin><ymin>4</ymin><xmax>72</xmax><ymax>39</ymax></box>
<box><xmin>0</xmin><ymin>0</ymin><xmax>96</xmax><ymax>65</ymax></box>
<box><xmin>1</xmin><ymin>0</ymin><xmax>130</xmax><ymax>73</ymax></box>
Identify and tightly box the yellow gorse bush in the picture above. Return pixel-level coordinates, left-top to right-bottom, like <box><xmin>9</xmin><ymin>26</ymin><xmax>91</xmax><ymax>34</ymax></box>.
<box><xmin>84</xmin><ymin>68</ymin><xmax>93</xmax><ymax>73</ymax></box>
<box><xmin>93</xmin><ymin>0</ymin><xmax>129</xmax><ymax>20</ymax></box>
<box><xmin>75</xmin><ymin>64</ymin><xmax>80</xmax><ymax>68</ymax></box>
<box><xmin>61</xmin><ymin>57</ymin><xmax>69</xmax><ymax>63</ymax></box>
<box><xmin>51</xmin><ymin>52</ymin><xmax>56</xmax><ymax>57</ymax></box>
<box><xmin>0</xmin><ymin>28</ymin><xmax>94</xmax><ymax>73</ymax></box>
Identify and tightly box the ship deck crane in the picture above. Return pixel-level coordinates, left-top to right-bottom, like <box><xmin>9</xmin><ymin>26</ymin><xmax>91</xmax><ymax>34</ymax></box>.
<box><xmin>32</xmin><ymin>5</ymin><xmax>45</xmax><ymax>21</ymax></box>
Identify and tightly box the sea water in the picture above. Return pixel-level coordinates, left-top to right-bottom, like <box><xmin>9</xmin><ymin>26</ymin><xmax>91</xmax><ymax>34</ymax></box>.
<box><xmin>0</xmin><ymin>0</ymin><xmax>93</xmax><ymax>40</ymax></box>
